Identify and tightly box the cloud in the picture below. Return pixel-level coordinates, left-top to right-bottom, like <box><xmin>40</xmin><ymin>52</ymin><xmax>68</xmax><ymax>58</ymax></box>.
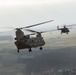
<box><xmin>0</xmin><ymin>0</ymin><xmax>76</xmax><ymax>6</ymax></box>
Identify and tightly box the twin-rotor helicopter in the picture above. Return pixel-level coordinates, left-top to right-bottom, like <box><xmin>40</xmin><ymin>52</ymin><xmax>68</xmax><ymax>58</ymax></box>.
<box><xmin>1</xmin><ymin>20</ymin><xmax>76</xmax><ymax>53</ymax></box>
<box><xmin>14</xmin><ymin>20</ymin><xmax>54</xmax><ymax>53</ymax></box>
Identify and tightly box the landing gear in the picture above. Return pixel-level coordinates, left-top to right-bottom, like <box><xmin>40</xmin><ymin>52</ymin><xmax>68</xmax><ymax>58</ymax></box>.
<box><xmin>61</xmin><ymin>32</ymin><xmax>62</xmax><ymax>34</ymax></box>
<box><xmin>39</xmin><ymin>47</ymin><xmax>43</xmax><ymax>50</ymax></box>
<box><xmin>66</xmin><ymin>32</ymin><xmax>68</xmax><ymax>34</ymax></box>
<box><xmin>29</xmin><ymin>48</ymin><xmax>32</xmax><ymax>52</ymax></box>
<box><xmin>17</xmin><ymin>49</ymin><xmax>19</xmax><ymax>53</ymax></box>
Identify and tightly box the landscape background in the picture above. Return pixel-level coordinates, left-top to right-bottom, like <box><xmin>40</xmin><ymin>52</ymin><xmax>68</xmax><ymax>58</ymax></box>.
<box><xmin>0</xmin><ymin>30</ymin><xmax>76</xmax><ymax>75</ymax></box>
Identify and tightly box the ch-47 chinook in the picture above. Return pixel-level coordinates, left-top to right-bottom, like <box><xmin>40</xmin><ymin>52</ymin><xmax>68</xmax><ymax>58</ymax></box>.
<box><xmin>57</xmin><ymin>24</ymin><xmax>76</xmax><ymax>34</ymax></box>
<box><xmin>14</xmin><ymin>20</ymin><xmax>54</xmax><ymax>53</ymax></box>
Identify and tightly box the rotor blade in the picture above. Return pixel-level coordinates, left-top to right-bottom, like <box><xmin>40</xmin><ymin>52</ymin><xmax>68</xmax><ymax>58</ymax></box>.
<box><xmin>25</xmin><ymin>29</ymin><xmax>50</xmax><ymax>33</ymax></box>
<box><xmin>25</xmin><ymin>29</ymin><xmax>38</xmax><ymax>33</ymax></box>
<box><xmin>25</xmin><ymin>28</ymin><xmax>58</xmax><ymax>34</ymax></box>
<box><xmin>68</xmin><ymin>27</ymin><xmax>72</xmax><ymax>29</ymax></box>
<box><xmin>25</xmin><ymin>29</ymin><xmax>46</xmax><ymax>33</ymax></box>
<box><xmin>63</xmin><ymin>24</ymin><xmax>76</xmax><ymax>27</ymax></box>
<box><xmin>0</xmin><ymin>26</ymin><xmax>15</xmax><ymax>31</ymax></box>
<box><xmin>21</xmin><ymin>20</ymin><xmax>54</xmax><ymax>29</ymax></box>
<box><xmin>26</xmin><ymin>33</ymin><xmax>35</xmax><ymax>36</ymax></box>
<box><xmin>25</xmin><ymin>29</ymin><xmax>47</xmax><ymax>34</ymax></box>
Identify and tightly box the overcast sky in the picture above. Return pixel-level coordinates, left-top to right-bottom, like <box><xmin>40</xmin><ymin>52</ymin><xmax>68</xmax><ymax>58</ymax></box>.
<box><xmin>0</xmin><ymin>0</ymin><xmax>76</xmax><ymax>32</ymax></box>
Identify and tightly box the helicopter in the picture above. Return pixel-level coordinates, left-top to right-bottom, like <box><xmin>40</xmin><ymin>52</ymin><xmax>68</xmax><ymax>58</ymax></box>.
<box><xmin>57</xmin><ymin>25</ymin><xmax>70</xmax><ymax>34</ymax></box>
<box><xmin>14</xmin><ymin>20</ymin><xmax>54</xmax><ymax>53</ymax></box>
<box><xmin>57</xmin><ymin>24</ymin><xmax>76</xmax><ymax>34</ymax></box>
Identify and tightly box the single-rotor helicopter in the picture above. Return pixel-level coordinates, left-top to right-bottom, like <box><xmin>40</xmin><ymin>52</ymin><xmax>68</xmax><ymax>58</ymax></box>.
<box><xmin>14</xmin><ymin>20</ymin><xmax>54</xmax><ymax>53</ymax></box>
<box><xmin>57</xmin><ymin>25</ymin><xmax>70</xmax><ymax>34</ymax></box>
<box><xmin>56</xmin><ymin>24</ymin><xmax>76</xmax><ymax>34</ymax></box>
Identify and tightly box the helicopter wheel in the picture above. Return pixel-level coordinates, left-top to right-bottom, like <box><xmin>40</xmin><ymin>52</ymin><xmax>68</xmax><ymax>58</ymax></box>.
<box><xmin>29</xmin><ymin>48</ymin><xmax>32</xmax><ymax>52</ymax></box>
<box><xmin>39</xmin><ymin>47</ymin><xmax>43</xmax><ymax>50</ymax></box>
<box><xmin>17</xmin><ymin>49</ymin><xmax>19</xmax><ymax>53</ymax></box>
<box><xmin>66</xmin><ymin>32</ymin><xmax>68</xmax><ymax>34</ymax></box>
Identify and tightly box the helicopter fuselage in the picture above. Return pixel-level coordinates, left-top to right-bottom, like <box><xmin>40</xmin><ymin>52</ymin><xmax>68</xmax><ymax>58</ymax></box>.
<box><xmin>61</xmin><ymin>28</ymin><xmax>70</xmax><ymax>34</ymax></box>
<box><xmin>15</xmin><ymin>37</ymin><xmax>45</xmax><ymax>52</ymax></box>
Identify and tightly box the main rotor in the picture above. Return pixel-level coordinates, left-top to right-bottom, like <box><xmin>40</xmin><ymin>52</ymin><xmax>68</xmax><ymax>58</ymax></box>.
<box><xmin>15</xmin><ymin>20</ymin><xmax>54</xmax><ymax>34</ymax></box>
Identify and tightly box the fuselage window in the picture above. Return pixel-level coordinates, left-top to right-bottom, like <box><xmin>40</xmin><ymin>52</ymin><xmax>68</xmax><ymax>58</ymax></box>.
<box><xmin>32</xmin><ymin>40</ymin><xmax>34</xmax><ymax>43</ymax></box>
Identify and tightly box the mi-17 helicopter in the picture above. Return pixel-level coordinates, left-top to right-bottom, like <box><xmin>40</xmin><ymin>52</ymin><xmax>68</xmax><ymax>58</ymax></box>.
<box><xmin>14</xmin><ymin>20</ymin><xmax>54</xmax><ymax>53</ymax></box>
<box><xmin>57</xmin><ymin>24</ymin><xmax>76</xmax><ymax>34</ymax></box>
